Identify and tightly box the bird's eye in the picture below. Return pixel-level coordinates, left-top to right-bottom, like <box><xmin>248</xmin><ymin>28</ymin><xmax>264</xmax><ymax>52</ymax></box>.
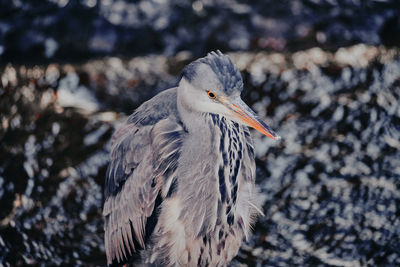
<box><xmin>207</xmin><ymin>91</ymin><xmax>216</xmax><ymax>99</ymax></box>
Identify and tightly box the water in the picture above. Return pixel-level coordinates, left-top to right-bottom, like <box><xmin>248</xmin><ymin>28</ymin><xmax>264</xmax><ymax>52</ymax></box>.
<box><xmin>1</xmin><ymin>45</ymin><xmax>400</xmax><ymax>266</ymax></box>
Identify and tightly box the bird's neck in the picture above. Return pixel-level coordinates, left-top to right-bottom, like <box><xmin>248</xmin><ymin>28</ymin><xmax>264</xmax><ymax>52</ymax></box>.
<box><xmin>177</xmin><ymin>82</ymin><xmax>208</xmax><ymax>133</ymax></box>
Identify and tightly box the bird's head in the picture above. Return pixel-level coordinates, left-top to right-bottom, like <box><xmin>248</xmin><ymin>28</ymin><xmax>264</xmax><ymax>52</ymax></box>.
<box><xmin>179</xmin><ymin>51</ymin><xmax>280</xmax><ymax>141</ymax></box>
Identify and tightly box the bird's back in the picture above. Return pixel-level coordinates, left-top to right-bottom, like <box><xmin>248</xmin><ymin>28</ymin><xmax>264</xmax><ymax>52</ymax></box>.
<box><xmin>103</xmin><ymin>87</ymin><xmax>187</xmax><ymax>265</ymax></box>
<box><xmin>126</xmin><ymin>88</ymin><xmax>181</xmax><ymax>128</ymax></box>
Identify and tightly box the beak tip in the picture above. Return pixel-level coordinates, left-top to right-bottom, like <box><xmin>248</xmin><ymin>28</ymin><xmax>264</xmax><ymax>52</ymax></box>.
<box><xmin>274</xmin><ymin>135</ymin><xmax>281</xmax><ymax>141</ymax></box>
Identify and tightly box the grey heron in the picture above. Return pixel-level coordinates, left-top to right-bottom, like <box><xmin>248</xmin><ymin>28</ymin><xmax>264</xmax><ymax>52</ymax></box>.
<box><xmin>103</xmin><ymin>51</ymin><xmax>280</xmax><ymax>266</ymax></box>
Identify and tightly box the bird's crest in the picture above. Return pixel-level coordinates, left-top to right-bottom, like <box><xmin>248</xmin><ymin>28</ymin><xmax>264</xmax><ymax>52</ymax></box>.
<box><xmin>182</xmin><ymin>50</ymin><xmax>243</xmax><ymax>94</ymax></box>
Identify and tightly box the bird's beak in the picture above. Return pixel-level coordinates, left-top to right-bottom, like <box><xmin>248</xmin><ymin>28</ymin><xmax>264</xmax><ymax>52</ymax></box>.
<box><xmin>227</xmin><ymin>98</ymin><xmax>281</xmax><ymax>141</ymax></box>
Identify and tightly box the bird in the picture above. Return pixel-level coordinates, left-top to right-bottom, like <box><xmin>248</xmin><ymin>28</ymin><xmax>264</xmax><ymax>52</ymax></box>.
<box><xmin>103</xmin><ymin>51</ymin><xmax>280</xmax><ymax>266</ymax></box>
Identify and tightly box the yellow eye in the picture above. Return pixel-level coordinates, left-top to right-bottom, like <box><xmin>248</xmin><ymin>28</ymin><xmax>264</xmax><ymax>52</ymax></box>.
<box><xmin>207</xmin><ymin>91</ymin><xmax>216</xmax><ymax>99</ymax></box>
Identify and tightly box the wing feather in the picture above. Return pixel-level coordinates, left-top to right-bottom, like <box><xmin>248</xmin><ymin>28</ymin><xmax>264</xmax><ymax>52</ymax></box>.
<box><xmin>103</xmin><ymin>117</ymin><xmax>184</xmax><ymax>265</ymax></box>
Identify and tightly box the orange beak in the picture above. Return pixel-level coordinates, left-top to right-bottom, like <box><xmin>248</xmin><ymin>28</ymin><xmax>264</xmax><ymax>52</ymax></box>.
<box><xmin>230</xmin><ymin>99</ymin><xmax>281</xmax><ymax>141</ymax></box>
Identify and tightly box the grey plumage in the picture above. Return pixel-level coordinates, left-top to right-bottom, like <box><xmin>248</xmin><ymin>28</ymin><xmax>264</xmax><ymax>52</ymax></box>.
<box><xmin>103</xmin><ymin>51</ymin><xmax>279</xmax><ymax>266</ymax></box>
<box><xmin>182</xmin><ymin>51</ymin><xmax>243</xmax><ymax>94</ymax></box>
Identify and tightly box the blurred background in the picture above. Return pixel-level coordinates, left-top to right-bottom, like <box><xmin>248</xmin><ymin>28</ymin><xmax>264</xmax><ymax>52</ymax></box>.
<box><xmin>1</xmin><ymin>0</ymin><xmax>400</xmax><ymax>266</ymax></box>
